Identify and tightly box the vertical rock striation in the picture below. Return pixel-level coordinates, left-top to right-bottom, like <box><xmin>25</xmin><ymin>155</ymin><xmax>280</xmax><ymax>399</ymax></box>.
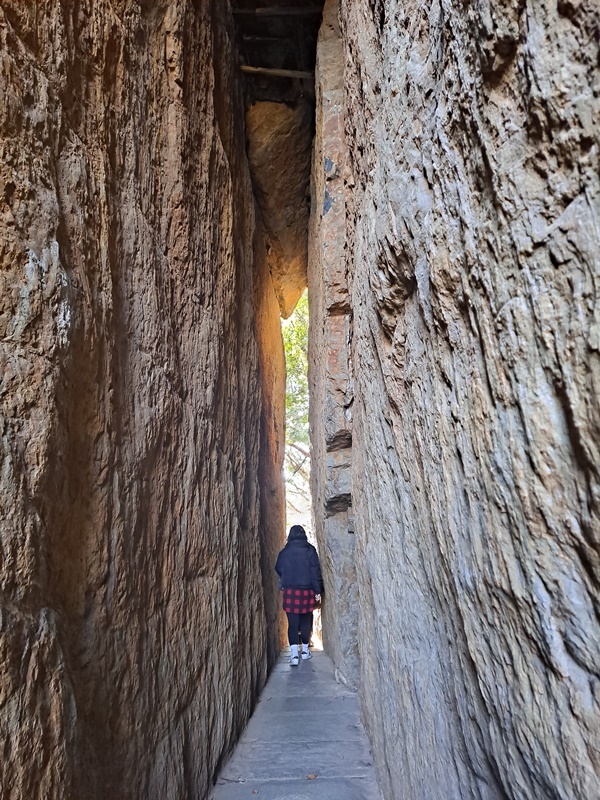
<box><xmin>0</xmin><ymin>2</ymin><xmax>284</xmax><ymax>798</ymax></box>
<box><xmin>311</xmin><ymin>0</ymin><xmax>600</xmax><ymax>797</ymax></box>
<box><xmin>308</xmin><ymin>0</ymin><xmax>358</xmax><ymax>688</ymax></box>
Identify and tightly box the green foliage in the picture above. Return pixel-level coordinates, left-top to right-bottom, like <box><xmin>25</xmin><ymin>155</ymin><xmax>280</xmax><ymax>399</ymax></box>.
<box><xmin>282</xmin><ymin>291</ymin><xmax>309</xmax><ymax>447</ymax></box>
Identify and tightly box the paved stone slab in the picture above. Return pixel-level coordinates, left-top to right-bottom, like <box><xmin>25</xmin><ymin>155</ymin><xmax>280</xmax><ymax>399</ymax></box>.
<box><xmin>219</xmin><ymin>739</ymin><xmax>374</xmax><ymax>781</ymax></box>
<box><xmin>250</xmin><ymin>692</ymin><xmax>358</xmax><ymax>716</ymax></box>
<box><xmin>210</xmin><ymin>651</ymin><xmax>382</xmax><ymax>800</ymax></box>
<box><xmin>239</xmin><ymin>711</ymin><xmax>362</xmax><ymax>744</ymax></box>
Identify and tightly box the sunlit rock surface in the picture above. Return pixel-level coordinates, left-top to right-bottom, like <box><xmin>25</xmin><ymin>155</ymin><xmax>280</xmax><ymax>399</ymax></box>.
<box><xmin>308</xmin><ymin>0</ymin><xmax>358</xmax><ymax>689</ymax></box>
<box><xmin>0</xmin><ymin>3</ymin><xmax>284</xmax><ymax>798</ymax></box>
<box><xmin>311</xmin><ymin>0</ymin><xmax>600</xmax><ymax>797</ymax></box>
<box><xmin>246</xmin><ymin>101</ymin><xmax>313</xmax><ymax>319</ymax></box>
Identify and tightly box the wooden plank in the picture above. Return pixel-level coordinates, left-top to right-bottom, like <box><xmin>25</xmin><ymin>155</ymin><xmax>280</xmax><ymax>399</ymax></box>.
<box><xmin>233</xmin><ymin>7</ymin><xmax>322</xmax><ymax>17</ymax></box>
<box><xmin>242</xmin><ymin>34</ymin><xmax>292</xmax><ymax>42</ymax></box>
<box><xmin>240</xmin><ymin>65</ymin><xmax>314</xmax><ymax>79</ymax></box>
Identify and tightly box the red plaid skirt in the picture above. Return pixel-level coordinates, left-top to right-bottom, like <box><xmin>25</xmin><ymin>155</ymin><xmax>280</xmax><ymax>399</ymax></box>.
<box><xmin>282</xmin><ymin>588</ymin><xmax>316</xmax><ymax>614</ymax></box>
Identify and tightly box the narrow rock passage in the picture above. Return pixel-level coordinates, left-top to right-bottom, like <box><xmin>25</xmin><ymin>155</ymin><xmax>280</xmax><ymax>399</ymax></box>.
<box><xmin>210</xmin><ymin>651</ymin><xmax>382</xmax><ymax>800</ymax></box>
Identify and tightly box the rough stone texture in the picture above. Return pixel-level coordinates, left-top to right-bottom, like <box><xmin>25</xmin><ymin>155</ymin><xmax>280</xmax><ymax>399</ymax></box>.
<box><xmin>308</xmin><ymin>0</ymin><xmax>358</xmax><ymax>689</ymax></box>
<box><xmin>253</xmin><ymin>220</ymin><xmax>288</xmax><ymax>660</ymax></box>
<box><xmin>320</xmin><ymin>0</ymin><xmax>600</xmax><ymax>798</ymax></box>
<box><xmin>246</xmin><ymin>100</ymin><xmax>313</xmax><ymax>318</ymax></box>
<box><xmin>0</xmin><ymin>3</ymin><xmax>284</xmax><ymax>799</ymax></box>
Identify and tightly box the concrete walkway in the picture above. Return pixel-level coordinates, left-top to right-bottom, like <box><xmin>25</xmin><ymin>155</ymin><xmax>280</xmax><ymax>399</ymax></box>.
<box><xmin>210</xmin><ymin>650</ymin><xmax>382</xmax><ymax>800</ymax></box>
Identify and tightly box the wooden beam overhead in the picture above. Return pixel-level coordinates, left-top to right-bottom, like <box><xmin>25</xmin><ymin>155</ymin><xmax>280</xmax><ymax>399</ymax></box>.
<box><xmin>233</xmin><ymin>7</ymin><xmax>322</xmax><ymax>17</ymax></box>
<box><xmin>240</xmin><ymin>65</ymin><xmax>314</xmax><ymax>80</ymax></box>
<box><xmin>242</xmin><ymin>34</ymin><xmax>292</xmax><ymax>42</ymax></box>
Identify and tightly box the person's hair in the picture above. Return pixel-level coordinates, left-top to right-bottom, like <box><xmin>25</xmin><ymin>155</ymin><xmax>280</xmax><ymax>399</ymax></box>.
<box><xmin>288</xmin><ymin>525</ymin><xmax>306</xmax><ymax>540</ymax></box>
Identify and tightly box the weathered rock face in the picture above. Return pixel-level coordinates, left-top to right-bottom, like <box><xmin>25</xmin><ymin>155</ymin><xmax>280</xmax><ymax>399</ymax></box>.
<box><xmin>308</xmin><ymin>0</ymin><xmax>357</xmax><ymax>688</ymax></box>
<box><xmin>311</xmin><ymin>0</ymin><xmax>600</xmax><ymax>798</ymax></box>
<box><xmin>0</xmin><ymin>3</ymin><xmax>284</xmax><ymax>799</ymax></box>
<box><xmin>246</xmin><ymin>100</ymin><xmax>313</xmax><ymax>318</ymax></box>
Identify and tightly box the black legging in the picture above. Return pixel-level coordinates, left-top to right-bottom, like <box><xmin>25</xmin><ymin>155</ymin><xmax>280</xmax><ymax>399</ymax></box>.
<box><xmin>286</xmin><ymin>611</ymin><xmax>312</xmax><ymax>645</ymax></box>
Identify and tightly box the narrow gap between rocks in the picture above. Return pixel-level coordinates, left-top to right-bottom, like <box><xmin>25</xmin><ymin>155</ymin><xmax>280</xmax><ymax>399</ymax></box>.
<box><xmin>281</xmin><ymin>290</ymin><xmax>324</xmax><ymax>649</ymax></box>
<box><xmin>232</xmin><ymin>0</ymin><xmax>327</xmax><ymax>655</ymax></box>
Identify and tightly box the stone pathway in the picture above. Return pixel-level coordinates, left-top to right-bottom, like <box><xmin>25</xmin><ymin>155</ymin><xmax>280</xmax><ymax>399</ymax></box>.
<box><xmin>210</xmin><ymin>650</ymin><xmax>382</xmax><ymax>800</ymax></box>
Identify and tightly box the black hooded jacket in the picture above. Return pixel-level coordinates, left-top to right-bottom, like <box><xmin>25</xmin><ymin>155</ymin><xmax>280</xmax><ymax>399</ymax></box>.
<box><xmin>275</xmin><ymin>532</ymin><xmax>324</xmax><ymax>594</ymax></box>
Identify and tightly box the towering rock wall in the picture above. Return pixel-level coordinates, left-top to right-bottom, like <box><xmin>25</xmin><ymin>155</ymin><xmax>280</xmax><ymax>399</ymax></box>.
<box><xmin>311</xmin><ymin>0</ymin><xmax>600</xmax><ymax>798</ymax></box>
<box><xmin>308</xmin><ymin>0</ymin><xmax>357</xmax><ymax>688</ymax></box>
<box><xmin>0</xmin><ymin>2</ymin><xmax>284</xmax><ymax>798</ymax></box>
<box><xmin>246</xmin><ymin>100</ymin><xmax>313</xmax><ymax>319</ymax></box>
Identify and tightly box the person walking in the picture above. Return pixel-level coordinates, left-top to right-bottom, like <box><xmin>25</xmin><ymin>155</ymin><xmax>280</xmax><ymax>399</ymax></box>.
<box><xmin>275</xmin><ymin>525</ymin><xmax>324</xmax><ymax>666</ymax></box>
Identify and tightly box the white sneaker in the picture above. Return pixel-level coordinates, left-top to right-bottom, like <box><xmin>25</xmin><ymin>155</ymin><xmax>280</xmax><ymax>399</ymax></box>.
<box><xmin>301</xmin><ymin>650</ymin><xmax>312</xmax><ymax>660</ymax></box>
<box><xmin>290</xmin><ymin>655</ymin><xmax>299</xmax><ymax>666</ymax></box>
